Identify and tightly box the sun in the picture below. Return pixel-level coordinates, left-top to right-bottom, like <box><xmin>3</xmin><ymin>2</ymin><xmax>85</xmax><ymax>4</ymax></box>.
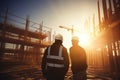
<box><xmin>73</xmin><ymin>32</ymin><xmax>92</xmax><ymax>47</ymax></box>
<box><xmin>79</xmin><ymin>33</ymin><xmax>91</xmax><ymax>46</ymax></box>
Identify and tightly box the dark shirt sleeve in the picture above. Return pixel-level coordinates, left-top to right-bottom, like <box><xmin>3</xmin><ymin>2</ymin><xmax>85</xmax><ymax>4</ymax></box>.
<box><xmin>41</xmin><ymin>47</ymin><xmax>48</xmax><ymax>75</ymax></box>
<box><xmin>63</xmin><ymin>47</ymin><xmax>70</xmax><ymax>75</ymax></box>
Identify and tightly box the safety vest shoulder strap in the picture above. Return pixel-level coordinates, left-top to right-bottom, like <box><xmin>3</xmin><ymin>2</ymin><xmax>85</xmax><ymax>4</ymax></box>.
<box><xmin>59</xmin><ymin>46</ymin><xmax>63</xmax><ymax>57</ymax></box>
<box><xmin>47</xmin><ymin>46</ymin><xmax>51</xmax><ymax>55</ymax></box>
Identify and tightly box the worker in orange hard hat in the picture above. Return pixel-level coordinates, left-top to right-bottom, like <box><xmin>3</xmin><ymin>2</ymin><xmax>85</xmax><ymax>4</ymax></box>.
<box><xmin>41</xmin><ymin>33</ymin><xmax>70</xmax><ymax>80</ymax></box>
<box><xmin>69</xmin><ymin>36</ymin><xmax>88</xmax><ymax>80</ymax></box>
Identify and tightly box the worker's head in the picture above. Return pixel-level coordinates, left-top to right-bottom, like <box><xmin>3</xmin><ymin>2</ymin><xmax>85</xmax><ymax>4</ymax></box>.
<box><xmin>55</xmin><ymin>34</ymin><xmax>63</xmax><ymax>43</ymax></box>
<box><xmin>71</xmin><ymin>36</ymin><xmax>79</xmax><ymax>46</ymax></box>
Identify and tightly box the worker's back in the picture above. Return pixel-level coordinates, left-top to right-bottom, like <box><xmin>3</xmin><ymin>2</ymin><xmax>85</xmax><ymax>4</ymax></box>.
<box><xmin>70</xmin><ymin>45</ymin><xmax>87</xmax><ymax>73</ymax></box>
<box><xmin>41</xmin><ymin>34</ymin><xmax>69</xmax><ymax>80</ymax></box>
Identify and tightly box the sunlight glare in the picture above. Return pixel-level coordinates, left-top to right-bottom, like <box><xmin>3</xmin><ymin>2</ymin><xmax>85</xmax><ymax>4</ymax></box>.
<box><xmin>79</xmin><ymin>33</ymin><xmax>91</xmax><ymax>47</ymax></box>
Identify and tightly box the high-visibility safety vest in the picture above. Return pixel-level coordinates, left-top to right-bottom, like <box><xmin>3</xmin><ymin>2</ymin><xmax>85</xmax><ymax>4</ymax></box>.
<box><xmin>47</xmin><ymin>46</ymin><xmax>64</xmax><ymax>68</ymax></box>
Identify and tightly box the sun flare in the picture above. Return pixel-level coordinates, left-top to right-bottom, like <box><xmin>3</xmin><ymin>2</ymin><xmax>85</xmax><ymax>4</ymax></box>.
<box><xmin>79</xmin><ymin>33</ymin><xmax>91</xmax><ymax>47</ymax></box>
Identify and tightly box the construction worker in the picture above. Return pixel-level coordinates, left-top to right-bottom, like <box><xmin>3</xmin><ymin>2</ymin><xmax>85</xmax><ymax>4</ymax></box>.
<box><xmin>41</xmin><ymin>34</ymin><xmax>70</xmax><ymax>80</ymax></box>
<box><xmin>69</xmin><ymin>36</ymin><xmax>88</xmax><ymax>80</ymax></box>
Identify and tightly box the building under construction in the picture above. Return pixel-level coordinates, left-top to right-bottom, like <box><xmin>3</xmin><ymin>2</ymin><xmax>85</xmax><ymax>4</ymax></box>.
<box><xmin>87</xmin><ymin>0</ymin><xmax>120</xmax><ymax>79</ymax></box>
<box><xmin>0</xmin><ymin>9</ymin><xmax>52</xmax><ymax>65</ymax></box>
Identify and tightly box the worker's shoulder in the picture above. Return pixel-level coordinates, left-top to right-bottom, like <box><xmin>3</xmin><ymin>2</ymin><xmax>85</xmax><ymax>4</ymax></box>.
<box><xmin>62</xmin><ymin>45</ymin><xmax>67</xmax><ymax>49</ymax></box>
<box><xmin>69</xmin><ymin>46</ymin><xmax>73</xmax><ymax>50</ymax></box>
<box><xmin>79</xmin><ymin>46</ymin><xmax>85</xmax><ymax>50</ymax></box>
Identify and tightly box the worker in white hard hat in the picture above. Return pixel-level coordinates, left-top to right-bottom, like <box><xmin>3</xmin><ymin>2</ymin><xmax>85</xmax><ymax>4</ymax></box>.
<box><xmin>69</xmin><ymin>36</ymin><xmax>88</xmax><ymax>80</ymax></box>
<box><xmin>41</xmin><ymin>34</ymin><xmax>70</xmax><ymax>80</ymax></box>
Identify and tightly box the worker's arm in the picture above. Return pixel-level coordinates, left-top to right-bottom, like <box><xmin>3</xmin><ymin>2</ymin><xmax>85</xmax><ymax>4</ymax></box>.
<box><xmin>63</xmin><ymin>47</ymin><xmax>70</xmax><ymax>75</ymax></box>
<box><xmin>41</xmin><ymin>47</ymin><xmax>48</xmax><ymax>78</ymax></box>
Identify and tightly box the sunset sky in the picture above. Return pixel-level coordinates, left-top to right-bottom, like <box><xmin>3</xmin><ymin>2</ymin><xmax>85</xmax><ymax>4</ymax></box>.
<box><xmin>0</xmin><ymin>0</ymin><xmax>105</xmax><ymax>50</ymax></box>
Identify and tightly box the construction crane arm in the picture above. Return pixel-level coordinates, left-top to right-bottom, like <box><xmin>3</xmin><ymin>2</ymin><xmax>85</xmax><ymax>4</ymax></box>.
<box><xmin>59</xmin><ymin>25</ymin><xmax>82</xmax><ymax>36</ymax></box>
<box><xmin>59</xmin><ymin>25</ymin><xmax>74</xmax><ymax>35</ymax></box>
<box><xmin>59</xmin><ymin>26</ymin><xmax>72</xmax><ymax>31</ymax></box>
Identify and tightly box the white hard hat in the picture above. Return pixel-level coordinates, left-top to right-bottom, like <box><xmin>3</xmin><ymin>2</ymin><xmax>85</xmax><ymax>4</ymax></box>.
<box><xmin>72</xmin><ymin>36</ymin><xmax>79</xmax><ymax>41</ymax></box>
<box><xmin>55</xmin><ymin>34</ymin><xmax>63</xmax><ymax>41</ymax></box>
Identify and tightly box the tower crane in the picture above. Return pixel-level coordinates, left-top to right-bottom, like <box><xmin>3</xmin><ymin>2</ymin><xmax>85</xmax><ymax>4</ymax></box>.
<box><xmin>59</xmin><ymin>26</ymin><xmax>74</xmax><ymax>35</ymax></box>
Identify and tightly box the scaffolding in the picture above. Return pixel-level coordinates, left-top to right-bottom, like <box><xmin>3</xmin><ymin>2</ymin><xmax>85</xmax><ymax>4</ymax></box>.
<box><xmin>0</xmin><ymin>9</ymin><xmax>51</xmax><ymax>64</ymax></box>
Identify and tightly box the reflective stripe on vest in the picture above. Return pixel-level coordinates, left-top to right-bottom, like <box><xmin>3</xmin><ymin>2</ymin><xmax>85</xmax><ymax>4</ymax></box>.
<box><xmin>47</xmin><ymin>46</ymin><xmax>64</xmax><ymax>68</ymax></box>
<box><xmin>47</xmin><ymin>63</ymin><xmax>64</xmax><ymax>68</ymax></box>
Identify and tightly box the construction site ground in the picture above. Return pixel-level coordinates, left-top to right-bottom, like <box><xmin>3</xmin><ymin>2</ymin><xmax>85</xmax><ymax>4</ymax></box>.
<box><xmin>0</xmin><ymin>60</ymin><xmax>113</xmax><ymax>80</ymax></box>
